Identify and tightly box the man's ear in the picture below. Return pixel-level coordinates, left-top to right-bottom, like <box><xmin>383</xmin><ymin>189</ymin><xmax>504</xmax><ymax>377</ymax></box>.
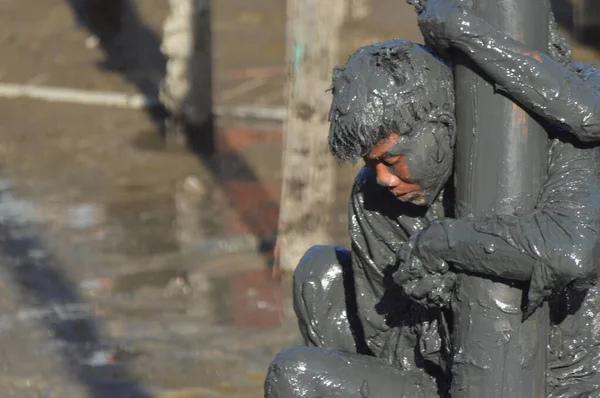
<box><xmin>428</xmin><ymin>109</ymin><xmax>456</xmax><ymax>148</ymax></box>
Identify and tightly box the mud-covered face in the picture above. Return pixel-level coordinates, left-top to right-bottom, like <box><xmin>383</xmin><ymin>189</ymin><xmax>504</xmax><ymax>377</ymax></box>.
<box><xmin>364</xmin><ymin>126</ymin><xmax>454</xmax><ymax>206</ymax></box>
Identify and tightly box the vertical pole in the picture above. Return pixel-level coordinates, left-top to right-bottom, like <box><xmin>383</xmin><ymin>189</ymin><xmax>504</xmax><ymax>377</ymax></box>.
<box><xmin>160</xmin><ymin>0</ymin><xmax>214</xmax><ymax>154</ymax></box>
<box><xmin>276</xmin><ymin>0</ymin><xmax>347</xmax><ymax>273</ymax></box>
<box><xmin>452</xmin><ymin>0</ymin><xmax>550</xmax><ymax>397</ymax></box>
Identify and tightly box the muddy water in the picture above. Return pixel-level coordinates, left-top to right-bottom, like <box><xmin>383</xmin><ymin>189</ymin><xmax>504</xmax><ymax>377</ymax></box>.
<box><xmin>0</xmin><ymin>97</ymin><xmax>363</xmax><ymax>397</ymax></box>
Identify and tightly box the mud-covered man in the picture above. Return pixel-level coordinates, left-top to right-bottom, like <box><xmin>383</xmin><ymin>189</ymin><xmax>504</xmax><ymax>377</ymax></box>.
<box><xmin>265</xmin><ymin>1</ymin><xmax>600</xmax><ymax>396</ymax></box>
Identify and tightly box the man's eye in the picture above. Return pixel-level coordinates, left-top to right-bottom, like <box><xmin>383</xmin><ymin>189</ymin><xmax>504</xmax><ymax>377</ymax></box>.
<box><xmin>383</xmin><ymin>158</ymin><xmax>399</xmax><ymax>167</ymax></box>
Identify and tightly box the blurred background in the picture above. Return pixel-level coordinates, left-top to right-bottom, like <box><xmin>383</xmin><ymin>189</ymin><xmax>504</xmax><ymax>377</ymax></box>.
<box><xmin>0</xmin><ymin>0</ymin><xmax>597</xmax><ymax>396</ymax></box>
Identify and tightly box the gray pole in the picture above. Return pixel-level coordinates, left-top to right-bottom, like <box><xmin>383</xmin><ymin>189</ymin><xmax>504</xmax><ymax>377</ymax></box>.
<box><xmin>452</xmin><ymin>0</ymin><xmax>549</xmax><ymax>396</ymax></box>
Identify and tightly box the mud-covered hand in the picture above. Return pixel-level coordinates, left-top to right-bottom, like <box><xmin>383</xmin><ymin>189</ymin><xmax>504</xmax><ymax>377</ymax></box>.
<box><xmin>393</xmin><ymin>225</ymin><xmax>456</xmax><ymax>307</ymax></box>
<box><xmin>407</xmin><ymin>0</ymin><xmax>468</xmax><ymax>55</ymax></box>
<box><xmin>399</xmin><ymin>271</ymin><xmax>456</xmax><ymax>307</ymax></box>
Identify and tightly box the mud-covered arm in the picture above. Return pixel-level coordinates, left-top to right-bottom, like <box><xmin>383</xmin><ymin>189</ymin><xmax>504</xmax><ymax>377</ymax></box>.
<box><xmin>416</xmin><ymin>0</ymin><xmax>600</xmax><ymax>142</ymax></box>
<box><xmin>422</xmin><ymin>139</ymin><xmax>600</xmax><ymax>309</ymax></box>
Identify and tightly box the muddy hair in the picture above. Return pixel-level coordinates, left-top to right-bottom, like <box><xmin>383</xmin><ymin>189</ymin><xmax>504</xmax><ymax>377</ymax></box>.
<box><xmin>328</xmin><ymin>39</ymin><xmax>455</xmax><ymax>163</ymax></box>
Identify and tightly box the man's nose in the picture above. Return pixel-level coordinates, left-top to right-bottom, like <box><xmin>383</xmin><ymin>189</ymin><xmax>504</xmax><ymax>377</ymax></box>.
<box><xmin>374</xmin><ymin>163</ymin><xmax>400</xmax><ymax>188</ymax></box>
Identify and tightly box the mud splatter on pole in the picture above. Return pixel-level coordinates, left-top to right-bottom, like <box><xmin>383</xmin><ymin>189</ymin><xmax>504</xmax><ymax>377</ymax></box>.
<box><xmin>452</xmin><ymin>0</ymin><xmax>550</xmax><ymax>396</ymax></box>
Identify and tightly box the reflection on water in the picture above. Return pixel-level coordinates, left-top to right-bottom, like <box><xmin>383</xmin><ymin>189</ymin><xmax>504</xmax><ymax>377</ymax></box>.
<box><xmin>0</xmin><ymin>143</ymin><xmax>294</xmax><ymax>394</ymax></box>
<box><xmin>0</xmin><ymin>120</ymin><xmax>300</xmax><ymax>333</ymax></box>
<box><xmin>0</xmin><ymin>96</ymin><xmax>350</xmax><ymax>394</ymax></box>
<box><xmin>0</xmin><ymin>179</ymin><xmax>285</xmax><ymax>332</ymax></box>
<box><xmin>78</xmin><ymin>261</ymin><xmax>283</xmax><ymax>328</ymax></box>
<box><xmin>67</xmin><ymin>203</ymin><xmax>106</xmax><ymax>230</ymax></box>
<box><xmin>0</xmin><ymin>179</ymin><xmax>38</xmax><ymax>225</ymax></box>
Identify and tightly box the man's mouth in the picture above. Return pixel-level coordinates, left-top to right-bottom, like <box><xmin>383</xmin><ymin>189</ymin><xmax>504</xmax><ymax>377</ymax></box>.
<box><xmin>393</xmin><ymin>191</ymin><xmax>420</xmax><ymax>202</ymax></box>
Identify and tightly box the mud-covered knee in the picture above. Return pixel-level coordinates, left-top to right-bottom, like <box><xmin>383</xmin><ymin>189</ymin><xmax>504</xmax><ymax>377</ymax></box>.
<box><xmin>293</xmin><ymin>247</ymin><xmax>355</xmax><ymax>350</ymax></box>
<box><xmin>294</xmin><ymin>245</ymin><xmax>349</xmax><ymax>292</ymax></box>
<box><xmin>265</xmin><ymin>348</ymin><xmax>312</xmax><ymax>397</ymax></box>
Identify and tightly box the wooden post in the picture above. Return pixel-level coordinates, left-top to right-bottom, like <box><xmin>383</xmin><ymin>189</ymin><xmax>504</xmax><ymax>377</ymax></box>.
<box><xmin>451</xmin><ymin>1</ymin><xmax>550</xmax><ymax>396</ymax></box>
<box><xmin>276</xmin><ymin>0</ymin><xmax>348</xmax><ymax>272</ymax></box>
<box><xmin>160</xmin><ymin>0</ymin><xmax>214</xmax><ymax>154</ymax></box>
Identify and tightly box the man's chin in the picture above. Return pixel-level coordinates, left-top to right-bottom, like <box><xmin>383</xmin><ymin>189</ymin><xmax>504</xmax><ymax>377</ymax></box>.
<box><xmin>396</xmin><ymin>192</ymin><xmax>428</xmax><ymax>206</ymax></box>
<box><xmin>407</xmin><ymin>196</ymin><xmax>428</xmax><ymax>206</ymax></box>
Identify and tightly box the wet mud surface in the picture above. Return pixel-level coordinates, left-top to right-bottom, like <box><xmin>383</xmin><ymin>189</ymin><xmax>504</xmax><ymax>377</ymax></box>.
<box><xmin>0</xmin><ymin>99</ymin><xmax>300</xmax><ymax>397</ymax></box>
<box><xmin>0</xmin><ymin>97</ymin><xmax>360</xmax><ymax>396</ymax></box>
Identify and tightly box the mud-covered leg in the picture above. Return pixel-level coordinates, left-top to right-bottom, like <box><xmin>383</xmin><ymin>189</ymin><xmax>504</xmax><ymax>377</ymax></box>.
<box><xmin>264</xmin><ymin>347</ymin><xmax>428</xmax><ymax>398</ymax></box>
<box><xmin>293</xmin><ymin>245</ymin><xmax>358</xmax><ymax>352</ymax></box>
<box><xmin>548</xmin><ymin>284</ymin><xmax>600</xmax><ymax>397</ymax></box>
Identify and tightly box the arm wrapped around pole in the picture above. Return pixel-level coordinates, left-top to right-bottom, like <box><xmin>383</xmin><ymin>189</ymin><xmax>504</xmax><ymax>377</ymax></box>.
<box><xmin>451</xmin><ymin>0</ymin><xmax>550</xmax><ymax>396</ymax></box>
